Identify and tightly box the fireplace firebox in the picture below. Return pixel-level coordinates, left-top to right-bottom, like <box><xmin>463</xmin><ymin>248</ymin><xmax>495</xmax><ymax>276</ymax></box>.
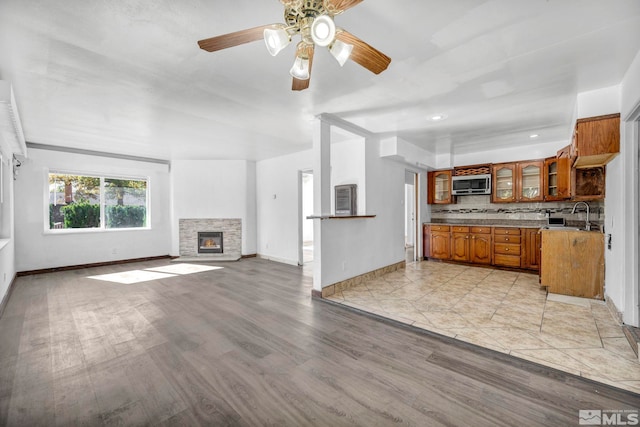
<box><xmin>198</xmin><ymin>232</ymin><xmax>223</xmax><ymax>254</ymax></box>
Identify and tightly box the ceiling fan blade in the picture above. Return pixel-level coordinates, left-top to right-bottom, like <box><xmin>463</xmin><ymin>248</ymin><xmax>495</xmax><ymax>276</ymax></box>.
<box><xmin>198</xmin><ymin>25</ymin><xmax>274</xmax><ymax>52</ymax></box>
<box><xmin>292</xmin><ymin>44</ymin><xmax>314</xmax><ymax>91</ymax></box>
<box><xmin>336</xmin><ymin>30</ymin><xmax>391</xmax><ymax>74</ymax></box>
<box><xmin>326</xmin><ymin>0</ymin><xmax>364</xmax><ymax>13</ymax></box>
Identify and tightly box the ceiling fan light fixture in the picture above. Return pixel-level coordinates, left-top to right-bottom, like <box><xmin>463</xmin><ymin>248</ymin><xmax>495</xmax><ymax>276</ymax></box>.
<box><xmin>311</xmin><ymin>15</ymin><xmax>336</xmax><ymax>47</ymax></box>
<box><xmin>290</xmin><ymin>55</ymin><xmax>310</xmax><ymax>80</ymax></box>
<box><xmin>264</xmin><ymin>26</ymin><xmax>291</xmax><ymax>56</ymax></box>
<box><xmin>329</xmin><ymin>39</ymin><xmax>353</xmax><ymax>67</ymax></box>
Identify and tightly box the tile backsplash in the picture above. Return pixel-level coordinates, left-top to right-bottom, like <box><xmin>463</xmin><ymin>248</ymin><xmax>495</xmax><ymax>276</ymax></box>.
<box><xmin>430</xmin><ymin>195</ymin><xmax>604</xmax><ymax>230</ymax></box>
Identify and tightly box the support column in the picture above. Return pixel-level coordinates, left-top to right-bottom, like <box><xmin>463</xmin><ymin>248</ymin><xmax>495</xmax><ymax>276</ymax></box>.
<box><xmin>312</xmin><ymin>118</ymin><xmax>331</xmax><ymax>293</ymax></box>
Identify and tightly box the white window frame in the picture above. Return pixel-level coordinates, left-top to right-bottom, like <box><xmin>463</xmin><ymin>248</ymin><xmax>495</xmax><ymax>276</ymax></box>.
<box><xmin>45</xmin><ymin>169</ymin><xmax>151</xmax><ymax>234</ymax></box>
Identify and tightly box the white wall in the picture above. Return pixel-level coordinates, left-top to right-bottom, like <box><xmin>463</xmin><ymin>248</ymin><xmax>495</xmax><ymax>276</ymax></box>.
<box><xmin>317</xmin><ymin>134</ymin><xmax>406</xmax><ymax>287</ymax></box>
<box><xmin>0</xmin><ymin>143</ymin><xmax>17</xmax><ymax>307</ymax></box>
<box><xmin>453</xmin><ymin>139</ymin><xmax>567</xmax><ymax>166</ymax></box>
<box><xmin>256</xmin><ymin>150</ymin><xmax>313</xmax><ymax>265</ymax></box>
<box><xmin>14</xmin><ymin>148</ymin><xmax>171</xmax><ymax>272</ymax></box>
<box><xmin>331</xmin><ymin>138</ymin><xmax>366</xmax><ymax>214</ymax></box>
<box><xmin>607</xmin><ymin>51</ymin><xmax>640</xmax><ymax>326</ymax></box>
<box><xmin>171</xmin><ymin>160</ymin><xmax>257</xmax><ymax>256</ymax></box>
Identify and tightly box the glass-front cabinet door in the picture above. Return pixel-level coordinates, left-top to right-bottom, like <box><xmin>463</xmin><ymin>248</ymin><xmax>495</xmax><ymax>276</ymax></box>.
<box><xmin>491</xmin><ymin>163</ymin><xmax>516</xmax><ymax>203</ymax></box>
<box><xmin>518</xmin><ymin>160</ymin><xmax>544</xmax><ymax>202</ymax></box>
<box><xmin>544</xmin><ymin>157</ymin><xmax>571</xmax><ymax>201</ymax></box>
<box><xmin>427</xmin><ymin>170</ymin><xmax>453</xmax><ymax>204</ymax></box>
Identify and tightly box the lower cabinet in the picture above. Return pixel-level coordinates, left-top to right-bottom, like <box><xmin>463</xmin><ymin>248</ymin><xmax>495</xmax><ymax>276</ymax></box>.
<box><xmin>493</xmin><ymin>228</ymin><xmax>522</xmax><ymax>268</ymax></box>
<box><xmin>451</xmin><ymin>226</ymin><xmax>470</xmax><ymax>262</ymax></box>
<box><xmin>522</xmin><ymin>228</ymin><xmax>542</xmax><ymax>270</ymax></box>
<box><xmin>429</xmin><ymin>225</ymin><xmax>451</xmax><ymax>260</ymax></box>
<box><xmin>470</xmin><ymin>227</ymin><xmax>492</xmax><ymax>264</ymax></box>
<box><xmin>424</xmin><ymin>224</ymin><xmax>540</xmax><ymax>272</ymax></box>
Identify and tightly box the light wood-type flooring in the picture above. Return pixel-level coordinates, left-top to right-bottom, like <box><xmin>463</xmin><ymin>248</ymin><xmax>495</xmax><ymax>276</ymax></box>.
<box><xmin>0</xmin><ymin>258</ymin><xmax>638</xmax><ymax>426</ymax></box>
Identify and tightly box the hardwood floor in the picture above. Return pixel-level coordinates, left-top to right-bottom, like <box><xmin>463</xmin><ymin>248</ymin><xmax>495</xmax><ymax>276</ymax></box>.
<box><xmin>0</xmin><ymin>258</ymin><xmax>638</xmax><ymax>426</ymax></box>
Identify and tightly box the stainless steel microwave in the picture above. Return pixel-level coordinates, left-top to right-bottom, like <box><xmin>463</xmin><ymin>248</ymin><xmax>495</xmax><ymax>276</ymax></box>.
<box><xmin>451</xmin><ymin>174</ymin><xmax>492</xmax><ymax>195</ymax></box>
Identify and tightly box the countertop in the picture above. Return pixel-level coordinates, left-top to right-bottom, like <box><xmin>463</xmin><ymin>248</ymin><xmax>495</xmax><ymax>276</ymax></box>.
<box><xmin>424</xmin><ymin>221</ymin><xmax>604</xmax><ymax>233</ymax></box>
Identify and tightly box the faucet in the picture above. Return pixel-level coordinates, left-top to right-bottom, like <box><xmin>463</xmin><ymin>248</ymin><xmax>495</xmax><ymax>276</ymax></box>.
<box><xmin>571</xmin><ymin>201</ymin><xmax>591</xmax><ymax>231</ymax></box>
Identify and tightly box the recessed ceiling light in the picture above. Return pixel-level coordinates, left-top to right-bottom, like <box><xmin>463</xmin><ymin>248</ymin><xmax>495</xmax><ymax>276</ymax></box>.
<box><xmin>530</xmin><ymin>134</ymin><xmax>539</xmax><ymax>139</ymax></box>
<box><xmin>429</xmin><ymin>114</ymin><xmax>447</xmax><ymax>121</ymax></box>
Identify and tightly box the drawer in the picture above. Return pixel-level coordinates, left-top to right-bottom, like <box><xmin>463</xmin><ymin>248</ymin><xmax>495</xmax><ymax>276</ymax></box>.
<box><xmin>494</xmin><ymin>254</ymin><xmax>521</xmax><ymax>268</ymax></box>
<box><xmin>494</xmin><ymin>243</ymin><xmax>521</xmax><ymax>255</ymax></box>
<box><xmin>494</xmin><ymin>227</ymin><xmax>521</xmax><ymax>235</ymax></box>
<box><xmin>470</xmin><ymin>226</ymin><xmax>491</xmax><ymax>234</ymax></box>
<box><xmin>430</xmin><ymin>225</ymin><xmax>450</xmax><ymax>232</ymax></box>
<box><xmin>451</xmin><ymin>226</ymin><xmax>470</xmax><ymax>233</ymax></box>
<box><xmin>494</xmin><ymin>235</ymin><xmax>521</xmax><ymax>244</ymax></box>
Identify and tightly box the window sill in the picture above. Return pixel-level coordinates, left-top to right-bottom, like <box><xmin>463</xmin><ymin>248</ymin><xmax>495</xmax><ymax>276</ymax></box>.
<box><xmin>43</xmin><ymin>227</ymin><xmax>152</xmax><ymax>235</ymax></box>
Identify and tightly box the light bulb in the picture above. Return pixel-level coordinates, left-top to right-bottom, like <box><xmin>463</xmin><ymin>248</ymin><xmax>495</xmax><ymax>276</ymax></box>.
<box><xmin>329</xmin><ymin>39</ymin><xmax>353</xmax><ymax>67</ymax></box>
<box><xmin>289</xmin><ymin>56</ymin><xmax>310</xmax><ymax>80</ymax></box>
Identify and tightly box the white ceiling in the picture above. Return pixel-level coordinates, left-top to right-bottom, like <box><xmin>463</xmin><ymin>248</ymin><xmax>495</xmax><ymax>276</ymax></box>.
<box><xmin>0</xmin><ymin>0</ymin><xmax>639</xmax><ymax>161</ymax></box>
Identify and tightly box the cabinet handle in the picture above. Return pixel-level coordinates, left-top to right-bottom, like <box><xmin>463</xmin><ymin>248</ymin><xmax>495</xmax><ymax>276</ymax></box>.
<box><xmin>505</xmin><ymin>248</ymin><xmax>509</xmax><ymax>251</ymax></box>
<box><xmin>505</xmin><ymin>238</ymin><xmax>509</xmax><ymax>241</ymax></box>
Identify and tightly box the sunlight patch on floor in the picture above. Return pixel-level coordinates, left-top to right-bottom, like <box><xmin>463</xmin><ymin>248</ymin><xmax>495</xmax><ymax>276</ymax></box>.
<box><xmin>88</xmin><ymin>263</ymin><xmax>224</xmax><ymax>284</ymax></box>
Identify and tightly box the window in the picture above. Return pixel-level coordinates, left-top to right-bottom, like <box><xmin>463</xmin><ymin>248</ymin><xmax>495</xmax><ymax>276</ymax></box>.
<box><xmin>48</xmin><ymin>172</ymin><xmax>148</xmax><ymax>231</ymax></box>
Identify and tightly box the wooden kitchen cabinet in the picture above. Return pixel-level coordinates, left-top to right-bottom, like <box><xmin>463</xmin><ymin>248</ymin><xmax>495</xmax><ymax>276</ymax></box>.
<box><xmin>429</xmin><ymin>225</ymin><xmax>451</xmax><ymax>260</ymax></box>
<box><xmin>544</xmin><ymin>156</ymin><xmax>571</xmax><ymax>201</ymax></box>
<box><xmin>492</xmin><ymin>163</ymin><xmax>516</xmax><ymax>203</ymax></box>
<box><xmin>493</xmin><ymin>228</ymin><xmax>522</xmax><ymax>268</ymax></box>
<box><xmin>427</xmin><ymin>170</ymin><xmax>454</xmax><ymax>204</ymax></box>
<box><xmin>522</xmin><ymin>228</ymin><xmax>542</xmax><ymax>271</ymax></box>
<box><xmin>572</xmin><ymin>166</ymin><xmax>605</xmax><ymax>201</ymax></box>
<box><xmin>517</xmin><ymin>160</ymin><xmax>544</xmax><ymax>202</ymax></box>
<box><xmin>492</xmin><ymin>161</ymin><xmax>543</xmax><ymax>203</ymax></box>
<box><xmin>540</xmin><ymin>230</ymin><xmax>604</xmax><ymax>299</ymax></box>
<box><xmin>451</xmin><ymin>226</ymin><xmax>470</xmax><ymax>262</ymax></box>
<box><xmin>571</xmin><ymin>113</ymin><xmax>620</xmax><ymax>168</ymax></box>
<box><xmin>470</xmin><ymin>226</ymin><xmax>492</xmax><ymax>265</ymax></box>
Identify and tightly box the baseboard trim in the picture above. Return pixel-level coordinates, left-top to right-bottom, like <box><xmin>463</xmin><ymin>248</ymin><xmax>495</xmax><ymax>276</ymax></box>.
<box><xmin>17</xmin><ymin>255</ymin><xmax>172</xmax><ymax>277</ymax></box>
<box><xmin>319</xmin><ymin>260</ymin><xmax>406</xmax><ymax>298</ymax></box>
<box><xmin>241</xmin><ymin>254</ymin><xmax>257</xmax><ymax>259</ymax></box>
<box><xmin>0</xmin><ymin>274</ymin><xmax>18</xmax><ymax>319</ymax></box>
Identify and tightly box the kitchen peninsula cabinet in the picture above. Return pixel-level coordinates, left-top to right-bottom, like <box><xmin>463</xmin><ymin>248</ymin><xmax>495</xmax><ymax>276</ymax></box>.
<box><xmin>540</xmin><ymin>229</ymin><xmax>604</xmax><ymax>299</ymax></box>
<box><xmin>427</xmin><ymin>170</ymin><xmax>454</xmax><ymax>204</ymax></box>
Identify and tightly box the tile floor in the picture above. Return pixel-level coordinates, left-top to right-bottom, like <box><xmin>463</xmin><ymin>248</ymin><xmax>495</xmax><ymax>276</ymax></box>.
<box><xmin>326</xmin><ymin>260</ymin><xmax>640</xmax><ymax>394</ymax></box>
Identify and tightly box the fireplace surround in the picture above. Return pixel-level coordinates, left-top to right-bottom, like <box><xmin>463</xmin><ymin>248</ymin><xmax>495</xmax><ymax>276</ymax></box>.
<box><xmin>179</xmin><ymin>218</ymin><xmax>241</xmax><ymax>260</ymax></box>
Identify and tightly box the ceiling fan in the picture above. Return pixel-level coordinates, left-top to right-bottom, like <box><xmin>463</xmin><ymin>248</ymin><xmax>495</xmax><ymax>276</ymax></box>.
<box><xmin>197</xmin><ymin>0</ymin><xmax>391</xmax><ymax>91</ymax></box>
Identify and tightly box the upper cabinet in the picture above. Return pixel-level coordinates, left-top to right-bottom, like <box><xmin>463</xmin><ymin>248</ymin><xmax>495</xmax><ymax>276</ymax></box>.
<box><xmin>427</xmin><ymin>170</ymin><xmax>454</xmax><ymax>204</ymax></box>
<box><xmin>492</xmin><ymin>163</ymin><xmax>516</xmax><ymax>203</ymax></box>
<box><xmin>518</xmin><ymin>160</ymin><xmax>544</xmax><ymax>202</ymax></box>
<box><xmin>571</xmin><ymin>113</ymin><xmax>620</xmax><ymax>168</ymax></box>
<box><xmin>544</xmin><ymin>156</ymin><xmax>571</xmax><ymax>201</ymax></box>
<box><xmin>491</xmin><ymin>161</ymin><xmax>543</xmax><ymax>203</ymax></box>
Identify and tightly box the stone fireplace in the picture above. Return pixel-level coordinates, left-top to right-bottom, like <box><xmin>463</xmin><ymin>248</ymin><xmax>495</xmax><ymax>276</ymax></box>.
<box><xmin>179</xmin><ymin>218</ymin><xmax>241</xmax><ymax>260</ymax></box>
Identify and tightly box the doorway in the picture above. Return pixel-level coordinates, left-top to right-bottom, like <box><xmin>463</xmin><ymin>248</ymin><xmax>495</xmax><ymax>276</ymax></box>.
<box><xmin>299</xmin><ymin>170</ymin><xmax>314</xmax><ymax>266</ymax></box>
<box><xmin>405</xmin><ymin>171</ymin><xmax>419</xmax><ymax>262</ymax></box>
